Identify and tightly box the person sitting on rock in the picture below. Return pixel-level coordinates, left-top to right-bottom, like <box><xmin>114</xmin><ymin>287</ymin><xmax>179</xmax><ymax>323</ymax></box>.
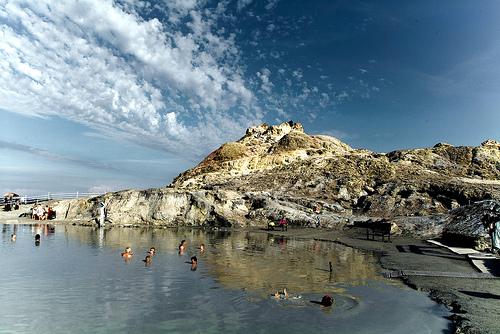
<box><xmin>279</xmin><ymin>218</ymin><xmax>288</xmax><ymax>231</ymax></box>
<box><xmin>36</xmin><ymin>205</ymin><xmax>45</xmax><ymax>221</ymax></box>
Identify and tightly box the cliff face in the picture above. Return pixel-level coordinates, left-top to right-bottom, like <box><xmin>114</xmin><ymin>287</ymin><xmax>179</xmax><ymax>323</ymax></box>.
<box><xmin>54</xmin><ymin>121</ymin><xmax>500</xmax><ymax>238</ymax></box>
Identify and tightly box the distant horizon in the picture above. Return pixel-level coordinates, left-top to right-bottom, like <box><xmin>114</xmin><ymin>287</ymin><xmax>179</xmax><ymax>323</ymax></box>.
<box><xmin>2</xmin><ymin>0</ymin><xmax>499</xmax><ymax>197</ymax></box>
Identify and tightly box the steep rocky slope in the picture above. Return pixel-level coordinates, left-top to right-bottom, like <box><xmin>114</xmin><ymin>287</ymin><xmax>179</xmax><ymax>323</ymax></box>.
<box><xmin>53</xmin><ymin>121</ymin><xmax>500</xmax><ymax>239</ymax></box>
<box><xmin>171</xmin><ymin>121</ymin><xmax>500</xmax><ymax>216</ymax></box>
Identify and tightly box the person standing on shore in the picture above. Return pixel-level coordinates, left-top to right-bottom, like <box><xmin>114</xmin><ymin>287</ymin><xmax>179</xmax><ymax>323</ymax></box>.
<box><xmin>99</xmin><ymin>202</ymin><xmax>106</xmax><ymax>227</ymax></box>
<box><xmin>483</xmin><ymin>212</ymin><xmax>500</xmax><ymax>253</ymax></box>
<box><xmin>492</xmin><ymin>215</ymin><xmax>500</xmax><ymax>253</ymax></box>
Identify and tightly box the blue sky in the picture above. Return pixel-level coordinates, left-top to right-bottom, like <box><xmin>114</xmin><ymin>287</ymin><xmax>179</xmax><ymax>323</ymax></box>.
<box><xmin>1</xmin><ymin>0</ymin><xmax>499</xmax><ymax>197</ymax></box>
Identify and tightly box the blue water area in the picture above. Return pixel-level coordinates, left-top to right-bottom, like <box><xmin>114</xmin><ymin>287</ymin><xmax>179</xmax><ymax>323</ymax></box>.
<box><xmin>0</xmin><ymin>223</ymin><xmax>452</xmax><ymax>333</ymax></box>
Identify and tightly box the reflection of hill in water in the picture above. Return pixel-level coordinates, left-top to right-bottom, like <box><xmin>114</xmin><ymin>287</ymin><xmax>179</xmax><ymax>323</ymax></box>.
<box><xmin>198</xmin><ymin>231</ymin><xmax>385</xmax><ymax>294</ymax></box>
<box><xmin>59</xmin><ymin>225</ymin><xmax>384</xmax><ymax>294</ymax></box>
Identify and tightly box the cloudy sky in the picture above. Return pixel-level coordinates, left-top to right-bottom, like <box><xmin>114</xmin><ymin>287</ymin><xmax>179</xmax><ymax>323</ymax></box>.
<box><xmin>1</xmin><ymin>0</ymin><xmax>499</xmax><ymax>197</ymax></box>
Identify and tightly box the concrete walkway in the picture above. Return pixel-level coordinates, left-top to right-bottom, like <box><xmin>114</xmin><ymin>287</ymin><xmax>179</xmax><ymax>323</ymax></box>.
<box><xmin>426</xmin><ymin>239</ymin><xmax>500</xmax><ymax>276</ymax></box>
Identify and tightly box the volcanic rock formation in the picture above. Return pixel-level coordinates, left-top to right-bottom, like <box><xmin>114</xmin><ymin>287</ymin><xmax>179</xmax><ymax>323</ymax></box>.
<box><xmin>53</xmin><ymin>121</ymin><xmax>500</xmax><ymax>239</ymax></box>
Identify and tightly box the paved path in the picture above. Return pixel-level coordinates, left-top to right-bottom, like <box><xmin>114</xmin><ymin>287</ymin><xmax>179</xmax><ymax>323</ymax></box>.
<box><xmin>426</xmin><ymin>239</ymin><xmax>500</xmax><ymax>276</ymax></box>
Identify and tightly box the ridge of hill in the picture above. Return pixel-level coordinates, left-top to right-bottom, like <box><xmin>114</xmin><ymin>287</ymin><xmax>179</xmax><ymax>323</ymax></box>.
<box><xmin>52</xmin><ymin>121</ymin><xmax>500</xmax><ymax>239</ymax></box>
<box><xmin>170</xmin><ymin>121</ymin><xmax>500</xmax><ymax>218</ymax></box>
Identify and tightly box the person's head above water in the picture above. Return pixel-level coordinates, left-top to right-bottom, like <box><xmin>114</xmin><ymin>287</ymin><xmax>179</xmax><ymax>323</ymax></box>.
<box><xmin>190</xmin><ymin>256</ymin><xmax>197</xmax><ymax>264</ymax></box>
<box><xmin>321</xmin><ymin>295</ymin><xmax>333</xmax><ymax>306</ymax></box>
<box><xmin>149</xmin><ymin>247</ymin><xmax>156</xmax><ymax>254</ymax></box>
<box><xmin>122</xmin><ymin>247</ymin><xmax>133</xmax><ymax>257</ymax></box>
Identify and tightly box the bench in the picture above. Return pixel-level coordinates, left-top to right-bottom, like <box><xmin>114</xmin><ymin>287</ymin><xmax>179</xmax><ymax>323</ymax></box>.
<box><xmin>366</xmin><ymin>221</ymin><xmax>392</xmax><ymax>242</ymax></box>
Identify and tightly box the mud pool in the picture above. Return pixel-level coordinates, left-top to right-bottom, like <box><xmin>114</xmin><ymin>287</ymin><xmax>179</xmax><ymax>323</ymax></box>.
<box><xmin>0</xmin><ymin>223</ymin><xmax>452</xmax><ymax>333</ymax></box>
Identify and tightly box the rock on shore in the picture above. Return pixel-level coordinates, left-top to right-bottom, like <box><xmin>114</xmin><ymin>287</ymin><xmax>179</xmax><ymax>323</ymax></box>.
<box><xmin>51</xmin><ymin>121</ymin><xmax>500</xmax><ymax>241</ymax></box>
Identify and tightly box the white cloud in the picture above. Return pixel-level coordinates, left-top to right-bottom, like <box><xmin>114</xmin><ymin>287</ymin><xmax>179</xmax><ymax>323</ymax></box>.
<box><xmin>237</xmin><ymin>0</ymin><xmax>253</xmax><ymax>11</ymax></box>
<box><xmin>257</xmin><ymin>68</ymin><xmax>273</xmax><ymax>94</ymax></box>
<box><xmin>0</xmin><ymin>140</ymin><xmax>118</xmax><ymax>170</ymax></box>
<box><xmin>320</xmin><ymin>129</ymin><xmax>351</xmax><ymax>141</ymax></box>
<box><xmin>336</xmin><ymin>92</ymin><xmax>350</xmax><ymax>101</ymax></box>
<box><xmin>0</xmin><ymin>0</ymin><xmax>260</xmax><ymax>159</ymax></box>
<box><xmin>265</xmin><ymin>0</ymin><xmax>280</xmax><ymax>11</ymax></box>
<box><xmin>292</xmin><ymin>69</ymin><xmax>303</xmax><ymax>80</ymax></box>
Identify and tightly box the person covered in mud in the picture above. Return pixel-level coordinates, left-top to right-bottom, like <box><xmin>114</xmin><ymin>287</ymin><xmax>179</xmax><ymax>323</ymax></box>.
<box><xmin>122</xmin><ymin>247</ymin><xmax>133</xmax><ymax>258</ymax></box>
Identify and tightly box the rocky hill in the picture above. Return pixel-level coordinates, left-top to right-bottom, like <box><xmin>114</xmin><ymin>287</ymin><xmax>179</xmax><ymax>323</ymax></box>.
<box><xmin>52</xmin><ymin>121</ymin><xmax>500</xmax><ymax>240</ymax></box>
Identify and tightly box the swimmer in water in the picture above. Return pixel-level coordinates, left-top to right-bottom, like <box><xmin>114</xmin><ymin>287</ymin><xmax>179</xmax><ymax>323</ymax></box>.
<box><xmin>274</xmin><ymin>288</ymin><xmax>290</xmax><ymax>298</ymax></box>
<box><xmin>144</xmin><ymin>255</ymin><xmax>151</xmax><ymax>263</ymax></box>
<box><xmin>11</xmin><ymin>234</ymin><xmax>16</xmax><ymax>241</ymax></box>
<box><xmin>190</xmin><ymin>256</ymin><xmax>197</xmax><ymax>264</ymax></box>
<box><xmin>321</xmin><ymin>295</ymin><xmax>333</xmax><ymax>307</ymax></box>
<box><xmin>122</xmin><ymin>247</ymin><xmax>133</xmax><ymax>258</ymax></box>
<box><xmin>200</xmin><ymin>244</ymin><xmax>205</xmax><ymax>252</ymax></box>
<box><xmin>149</xmin><ymin>247</ymin><xmax>156</xmax><ymax>255</ymax></box>
<box><xmin>35</xmin><ymin>234</ymin><xmax>41</xmax><ymax>242</ymax></box>
<box><xmin>179</xmin><ymin>240</ymin><xmax>186</xmax><ymax>250</ymax></box>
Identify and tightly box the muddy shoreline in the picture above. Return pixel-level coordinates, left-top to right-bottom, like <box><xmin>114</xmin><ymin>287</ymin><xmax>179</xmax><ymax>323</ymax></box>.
<box><xmin>2</xmin><ymin>206</ymin><xmax>499</xmax><ymax>334</ymax></box>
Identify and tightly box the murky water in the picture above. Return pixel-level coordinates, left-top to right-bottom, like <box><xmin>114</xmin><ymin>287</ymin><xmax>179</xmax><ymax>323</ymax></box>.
<box><xmin>0</xmin><ymin>223</ymin><xmax>452</xmax><ymax>333</ymax></box>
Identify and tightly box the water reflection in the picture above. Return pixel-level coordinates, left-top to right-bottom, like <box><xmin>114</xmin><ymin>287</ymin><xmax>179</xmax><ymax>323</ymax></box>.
<box><xmin>0</xmin><ymin>224</ymin><xmax>451</xmax><ymax>334</ymax></box>
<box><xmin>201</xmin><ymin>231</ymin><xmax>385</xmax><ymax>297</ymax></box>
